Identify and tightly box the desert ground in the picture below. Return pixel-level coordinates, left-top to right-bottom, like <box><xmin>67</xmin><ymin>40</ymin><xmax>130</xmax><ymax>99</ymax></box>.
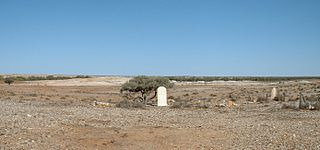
<box><xmin>1</xmin><ymin>77</ymin><xmax>320</xmax><ymax>149</ymax></box>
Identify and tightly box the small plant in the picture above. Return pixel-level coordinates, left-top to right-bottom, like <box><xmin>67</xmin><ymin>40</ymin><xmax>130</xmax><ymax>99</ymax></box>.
<box><xmin>195</xmin><ymin>103</ymin><xmax>210</xmax><ymax>109</ymax></box>
<box><xmin>4</xmin><ymin>78</ymin><xmax>14</xmax><ymax>85</ymax></box>
<box><xmin>168</xmin><ymin>96</ymin><xmax>175</xmax><ymax>99</ymax></box>
<box><xmin>210</xmin><ymin>94</ymin><xmax>217</xmax><ymax>97</ymax></box>
<box><xmin>8</xmin><ymin>91</ymin><xmax>16</xmax><ymax>96</ymax></box>
<box><xmin>183</xmin><ymin>93</ymin><xmax>189</xmax><ymax>97</ymax></box>
<box><xmin>277</xmin><ymin>93</ymin><xmax>286</xmax><ymax>101</ymax></box>
<box><xmin>170</xmin><ymin>98</ymin><xmax>191</xmax><ymax>109</ymax></box>
<box><xmin>116</xmin><ymin>99</ymin><xmax>145</xmax><ymax>109</ymax></box>
<box><xmin>256</xmin><ymin>94</ymin><xmax>268</xmax><ymax>103</ymax></box>
<box><xmin>29</xmin><ymin>93</ymin><xmax>37</xmax><ymax>97</ymax></box>
<box><xmin>192</xmin><ymin>92</ymin><xmax>199</xmax><ymax>95</ymax></box>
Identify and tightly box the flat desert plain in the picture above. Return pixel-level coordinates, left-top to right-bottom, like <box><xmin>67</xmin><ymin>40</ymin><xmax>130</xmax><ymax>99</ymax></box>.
<box><xmin>1</xmin><ymin>77</ymin><xmax>320</xmax><ymax>149</ymax></box>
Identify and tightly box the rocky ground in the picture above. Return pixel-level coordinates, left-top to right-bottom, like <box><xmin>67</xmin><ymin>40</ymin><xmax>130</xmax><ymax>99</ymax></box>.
<box><xmin>0</xmin><ymin>78</ymin><xmax>320</xmax><ymax>149</ymax></box>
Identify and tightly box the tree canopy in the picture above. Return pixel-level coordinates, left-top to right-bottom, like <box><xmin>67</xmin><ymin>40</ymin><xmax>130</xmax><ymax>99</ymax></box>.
<box><xmin>4</xmin><ymin>78</ymin><xmax>14</xmax><ymax>85</ymax></box>
<box><xmin>120</xmin><ymin>76</ymin><xmax>173</xmax><ymax>105</ymax></box>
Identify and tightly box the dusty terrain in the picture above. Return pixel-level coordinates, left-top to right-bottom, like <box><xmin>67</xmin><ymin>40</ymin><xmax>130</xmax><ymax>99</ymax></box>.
<box><xmin>1</xmin><ymin>77</ymin><xmax>320</xmax><ymax>149</ymax></box>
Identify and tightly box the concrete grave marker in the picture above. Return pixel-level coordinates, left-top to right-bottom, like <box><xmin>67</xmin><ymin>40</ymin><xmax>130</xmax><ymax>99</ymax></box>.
<box><xmin>157</xmin><ymin>86</ymin><xmax>167</xmax><ymax>106</ymax></box>
<box><xmin>271</xmin><ymin>87</ymin><xmax>277</xmax><ymax>100</ymax></box>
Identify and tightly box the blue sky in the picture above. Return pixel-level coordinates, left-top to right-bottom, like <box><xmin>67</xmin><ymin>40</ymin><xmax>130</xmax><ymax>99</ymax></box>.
<box><xmin>1</xmin><ymin>0</ymin><xmax>320</xmax><ymax>76</ymax></box>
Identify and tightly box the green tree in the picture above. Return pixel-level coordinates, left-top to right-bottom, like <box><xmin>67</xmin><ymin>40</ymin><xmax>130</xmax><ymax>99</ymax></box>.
<box><xmin>4</xmin><ymin>78</ymin><xmax>14</xmax><ymax>85</ymax></box>
<box><xmin>120</xmin><ymin>76</ymin><xmax>174</xmax><ymax>105</ymax></box>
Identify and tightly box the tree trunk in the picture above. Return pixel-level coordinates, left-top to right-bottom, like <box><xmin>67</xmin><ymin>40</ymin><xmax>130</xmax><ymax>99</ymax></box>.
<box><xmin>143</xmin><ymin>94</ymin><xmax>147</xmax><ymax>105</ymax></box>
<box><xmin>141</xmin><ymin>91</ymin><xmax>147</xmax><ymax>105</ymax></box>
<box><xmin>149</xmin><ymin>91</ymin><xmax>157</xmax><ymax>100</ymax></box>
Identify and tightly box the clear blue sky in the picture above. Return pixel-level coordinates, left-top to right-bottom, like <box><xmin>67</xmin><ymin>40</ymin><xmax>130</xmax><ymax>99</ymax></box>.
<box><xmin>1</xmin><ymin>0</ymin><xmax>320</xmax><ymax>76</ymax></box>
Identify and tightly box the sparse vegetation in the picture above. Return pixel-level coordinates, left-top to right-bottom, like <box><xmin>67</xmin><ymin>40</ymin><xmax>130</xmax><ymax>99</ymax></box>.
<box><xmin>168</xmin><ymin>96</ymin><xmax>175</xmax><ymax>99</ymax></box>
<box><xmin>256</xmin><ymin>95</ymin><xmax>268</xmax><ymax>103</ymax></box>
<box><xmin>282</xmin><ymin>94</ymin><xmax>320</xmax><ymax>110</ymax></box>
<box><xmin>116</xmin><ymin>99</ymin><xmax>145</xmax><ymax>109</ymax></box>
<box><xmin>120</xmin><ymin>76</ymin><xmax>174</xmax><ymax>105</ymax></box>
<box><xmin>171</xmin><ymin>99</ymin><xmax>191</xmax><ymax>109</ymax></box>
<box><xmin>8</xmin><ymin>91</ymin><xmax>16</xmax><ymax>96</ymax></box>
<box><xmin>183</xmin><ymin>93</ymin><xmax>189</xmax><ymax>97</ymax></box>
<box><xmin>209</xmin><ymin>94</ymin><xmax>217</xmax><ymax>97</ymax></box>
<box><xmin>195</xmin><ymin>103</ymin><xmax>210</xmax><ymax>109</ymax></box>
<box><xmin>275</xmin><ymin>93</ymin><xmax>286</xmax><ymax>101</ymax></box>
<box><xmin>29</xmin><ymin>93</ymin><xmax>37</xmax><ymax>97</ymax></box>
<box><xmin>0</xmin><ymin>75</ymin><xmax>90</xmax><ymax>82</ymax></box>
<box><xmin>167</xmin><ymin>76</ymin><xmax>320</xmax><ymax>82</ymax></box>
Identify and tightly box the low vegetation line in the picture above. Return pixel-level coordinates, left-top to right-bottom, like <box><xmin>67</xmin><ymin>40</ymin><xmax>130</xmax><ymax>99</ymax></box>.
<box><xmin>0</xmin><ymin>75</ymin><xmax>90</xmax><ymax>81</ymax></box>
<box><xmin>165</xmin><ymin>76</ymin><xmax>320</xmax><ymax>82</ymax></box>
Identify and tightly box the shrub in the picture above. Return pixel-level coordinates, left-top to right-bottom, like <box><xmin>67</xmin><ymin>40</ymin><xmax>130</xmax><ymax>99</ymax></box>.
<box><xmin>183</xmin><ymin>93</ymin><xmax>189</xmax><ymax>97</ymax></box>
<box><xmin>171</xmin><ymin>101</ymin><xmax>189</xmax><ymax>109</ymax></box>
<box><xmin>256</xmin><ymin>95</ymin><xmax>268</xmax><ymax>103</ymax></box>
<box><xmin>195</xmin><ymin>103</ymin><xmax>210</xmax><ymax>109</ymax></box>
<box><xmin>171</xmin><ymin>98</ymin><xmax>191</xmax><ymax>109</ymax></box>
<box><xmin>120</xmin><ymin>76</ymin><xmax>173</xmax><ymax>105</ymax></box>
<box><xmin>168</xmin><ymin>96</ymin><xmax>175</xmax><ymax>99</ymax></box>
<box><xmin>210</xmin><ymin>94</ymin><xmax>217</xmax><ymax>97</ymax></box>
<box><xmin>116</xmin><ymin>99</ymin><xmax>145</xmax><ymax>109</ymax></box>
<box><xmin>4</xmin><ymin>78</ymin><xmax>14</xmax><ymax>85</ymax></box>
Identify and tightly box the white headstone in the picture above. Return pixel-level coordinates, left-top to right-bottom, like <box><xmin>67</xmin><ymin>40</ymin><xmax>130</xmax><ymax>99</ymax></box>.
<box><xmin>157</xmin><ymin>86</ymin><xmax>167</xmax><ymax>106</ymax></box>
<box><xmin>271</xmin><ymin>87</ymin><xmax>277</xmax><ymax>100</ymax></box>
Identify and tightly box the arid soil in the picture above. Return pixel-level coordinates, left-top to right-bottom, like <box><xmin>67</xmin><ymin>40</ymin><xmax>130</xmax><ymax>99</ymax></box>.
<box><xmin>1</xmin><ymin>77</ymin><xmax>320</xmax><ymax>149</ymax></box>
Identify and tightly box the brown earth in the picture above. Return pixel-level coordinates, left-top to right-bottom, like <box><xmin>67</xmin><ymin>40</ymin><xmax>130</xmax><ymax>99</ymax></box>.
<box><xmin>0</xmin><ymin>77</ymin><xmax>320</xmax><ymax>149</ymax></box>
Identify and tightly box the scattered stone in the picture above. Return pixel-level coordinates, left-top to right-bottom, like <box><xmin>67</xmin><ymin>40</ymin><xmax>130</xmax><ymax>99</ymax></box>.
<box><xmin>227</xmin><ymin>100</ymin><xmax>238</xmax><ymax>108</ymax></box>
<box><xmin>93</xmin><ymin>101</ymin><xmax>111</xmax><ymax>108</ymax></box>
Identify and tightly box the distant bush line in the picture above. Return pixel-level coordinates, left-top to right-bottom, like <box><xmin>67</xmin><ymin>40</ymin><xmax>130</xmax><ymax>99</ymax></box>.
<box><xmin>0</xmin><ymin>75</ymin><xmax>90</xmax><ymax>81</ymax></box>
<box><xmin>166</xmin><ymin>76</ymin><xmax>320</xmax><ymax>82</ymax></box>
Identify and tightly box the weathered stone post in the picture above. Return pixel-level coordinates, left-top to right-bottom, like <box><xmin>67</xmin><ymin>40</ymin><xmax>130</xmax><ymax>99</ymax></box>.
<box><xmin>157</xmin><ymin>86</ymin><xmax>167</xmax><ymax>106</ymax></box>
<box><xmin>271</xmin><ymin>87</ymin><xmax>277</xmax><ymax>100</ymax></box>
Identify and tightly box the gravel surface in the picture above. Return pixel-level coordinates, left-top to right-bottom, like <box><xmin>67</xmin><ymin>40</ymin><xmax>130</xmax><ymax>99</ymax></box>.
<box><xmin>1</xmin><ymin>99</ymin><xmax>320</xmax><ymax>149</ymax></box>
<box><xmin>1</xmin><ymin>79</ymin><xmax>320</xmax><ymax>149</ymax></box>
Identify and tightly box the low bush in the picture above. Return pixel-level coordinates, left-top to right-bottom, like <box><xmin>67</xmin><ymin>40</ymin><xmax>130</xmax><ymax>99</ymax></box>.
<box><xmin>256</xmin><ymin>95</ymin><xmax>268</xmax><ymax>103</ymax></box>
<box><xmin>168</xmin><ymin>96</ymin><xmax>175</xmax><ymax>99</ymax></box>
<box><xmin>171</xmin><ymin>99</ymin><xmax>192</xmax><ymax>109</ymax></box>
<box><xmin>116</xmin><ymin>99</ymin><xmax>145</xmax><ymax>109</ymax></box>
<box><xmin>195</xmin><ymin>103</ymin><xmax>210</xmax><ymax>109</ymax></box>
<box><xmin>4</xmin><ymin>78</ymin><xmax>14</xmax><ymax>85</ymax></box>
